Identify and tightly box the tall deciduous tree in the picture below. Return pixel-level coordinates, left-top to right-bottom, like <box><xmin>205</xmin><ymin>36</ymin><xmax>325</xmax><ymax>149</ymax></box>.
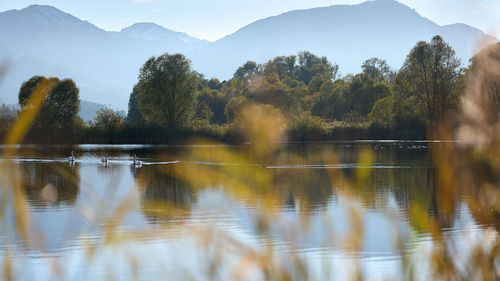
<box><xmin>311</xmin><ymin>79</ymin><xmax>346</xmax><ymax>120</ymax></box>
<box><xmin>343</xmin><ymin>73</ymin><xmax>392</xmax><ymax>117</ymax></box>
<box><xmin>126</xmin><ymin>85</ymin><xmax>145</xmax><ymax>125</ymax></box>
<box><xmin>361</xmin><ymin>57</ymin><xmax>394</xmax><ymax>82</ymax></box>
<box><xmin>296</xmin><ymin>51</ymin><xmax>339</xmax><ymax>85</ymax></box>
<box><xmin>94</xmin><ymin>107</ymin><xmax>123</xmax><ymax>132</ymax></box>
<box><xmin>18</xmin><ymin>76</ymin><xmax>80</xmax><ymax>130</ymax></box>
<box><xmin>233</xmin><ymin>61</ymin><xmax>260</xmax><ymax>85</ymax></box>
<box><xmin>0</xmin><ymin>104</ymin><xmax>16</xmax><ymax>136</ymax></box>
<box><xmin>395</xmin><ymin>35</ymin><xmax>462</xmax><ymax>127</ymax></box>
<box><xmin>136</xmin><ymin>53</ymin><xmax>197</xmax><ymax>127</ymax></box>
<box><xmin>225</xmin><ymin>96</ymin><xmax>249</xmax><ymax>122</ymax></box>
<box><xmin>263</xmin><ymin>56</ymin><xmax>297</xmax><ymax>79</ymax></box>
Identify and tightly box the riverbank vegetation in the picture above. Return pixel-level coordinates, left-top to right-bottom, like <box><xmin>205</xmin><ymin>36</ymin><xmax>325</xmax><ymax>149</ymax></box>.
<box><xmin>1</xmin><ymin>35</ymin><xmax>492</xmax><ymax>144</ymax></box>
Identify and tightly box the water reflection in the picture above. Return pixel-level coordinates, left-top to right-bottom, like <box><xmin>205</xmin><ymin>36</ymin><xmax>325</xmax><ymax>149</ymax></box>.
<box><xmin>0</xmin><ymin>143</ymin><xmax>498</xmax><ymax>280</ymax></box>
<box><xmin>4</xmin><ymin>143</ymin><xmax>486</xmax><ymax>236</ymax></box>
<box><xmin>137</xmin><ymin>165</ymin><xmax>195</xmax><ymax>223</ymax></box>
<box><xmin>271</xmin><ymin>167</ymin><xmax>334</xmax><ymax>210</ymax></box>
<box><xmin>22</xmin><ymin>162</ymin><xmax>80</xmax><ymax>208</ymax></box>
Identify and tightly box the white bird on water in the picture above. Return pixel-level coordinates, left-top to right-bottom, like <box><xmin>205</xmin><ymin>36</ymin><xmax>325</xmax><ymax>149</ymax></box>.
<box><xmin>101</xmin><ymin>153</ymin><xmax>108</xmax><ymax>165</ymax></box>
<box><xmin>68</xmin><ymin>151</ymin><xmax>75</xmax><ymax>163</ymax></box>
<box><xmin>133</xmin><ymin>154</ymin><xmax>142</xmax><ymax>168</ymax></box>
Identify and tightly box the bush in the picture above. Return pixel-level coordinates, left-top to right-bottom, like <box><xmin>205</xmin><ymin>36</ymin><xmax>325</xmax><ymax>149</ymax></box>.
<box><xmin>288</xmin><ymin>112</ymin><xmax>329</xmax><ymax>141</ymax></box>
<box><xmin>368</xmin><ymin>95</ymin><xmax>395</xmax><ymax>128</ymax></box>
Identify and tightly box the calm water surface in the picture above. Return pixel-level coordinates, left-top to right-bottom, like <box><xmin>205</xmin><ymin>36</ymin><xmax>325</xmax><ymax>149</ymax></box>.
<box><xmin>0</xmin><ymin>142</ymin><xmax>496</xmax><ymax>280</ymax></box>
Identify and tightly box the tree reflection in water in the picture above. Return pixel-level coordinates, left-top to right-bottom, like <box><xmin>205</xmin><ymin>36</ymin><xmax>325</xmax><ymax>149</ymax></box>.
<box><xmin>22</xmin><ymin>162</ymin><xmax>80</xmax><ymax>208</ymax></box>
<box><xmin>136</xmin><ymin>165</ymin><xmax>195</xmax><ymax>224</ymax></box>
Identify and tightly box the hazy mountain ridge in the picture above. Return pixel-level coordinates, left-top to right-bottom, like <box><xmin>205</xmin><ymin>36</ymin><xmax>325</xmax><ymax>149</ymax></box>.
<box><xmin>192</xmin><ymin>0</ymin><xmax>493</xmax><ymax>78</ymax></box>
<box><xmin>0</xmin><ymin>5</ymin><xmax>208</xmax><ymax>108</ymax></box>
<box><xmin>120</xmin><ymin>23</ymin><xmax>208</xmax><ymax>45</ymax></box>
<box><xmin>79</xmin><ymin>100</ymin><xmax>107</xmax><ymax>122</ymax></box>
<box><xmin>0</xmin><ymin>1</ymin><xmax>495</xmax><ymax>109</ymax></box>
<box><xmin>0</xmin><ymin>5</ymin><xmax>101</xmax><ymax>32</ymax></box>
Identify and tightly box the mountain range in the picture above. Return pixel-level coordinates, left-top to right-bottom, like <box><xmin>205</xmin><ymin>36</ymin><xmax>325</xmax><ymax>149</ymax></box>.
<box><xmin>0</xmin><ymin>0</ymin><xmax>495</xmax><ymax>109</ymax></box>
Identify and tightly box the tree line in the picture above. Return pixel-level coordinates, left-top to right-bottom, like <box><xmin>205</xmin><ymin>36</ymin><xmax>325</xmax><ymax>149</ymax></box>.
<box><xmin>1</xmin><ymin>35</ymin><xmax>486</xmax><ymax>143</ymax></box>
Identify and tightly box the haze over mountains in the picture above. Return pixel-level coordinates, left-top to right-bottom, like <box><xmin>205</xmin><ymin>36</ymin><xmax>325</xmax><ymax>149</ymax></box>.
<box><xmin>0</xmin><ymin>0</ymin><xmax>494</xmax><ymax>109</ymax></box>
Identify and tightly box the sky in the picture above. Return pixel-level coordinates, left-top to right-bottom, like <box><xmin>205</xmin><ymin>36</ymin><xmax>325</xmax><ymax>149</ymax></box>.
<box><xmin>0</xmin><ymin>0</ymin><xmax>499</xmax><ymax>41</ymax></box>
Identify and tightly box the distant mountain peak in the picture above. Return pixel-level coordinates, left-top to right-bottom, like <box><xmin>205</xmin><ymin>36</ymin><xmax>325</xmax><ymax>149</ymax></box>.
<box><xmin>370</xmin><ymin>0</ymin><xmax>406</xmax><ymax>5</ymax></box>
<box><xmin>3</xmin><ymin>4</ymin><xmax>99</xmax><ymax>31</ymax></box>
<box><xmin>121</xmin><ymin>22</ymin><xmax>207</xmax><ymax>44</ymax></box>
<box><xmin>21</xmin><ymin>4</ymin><xmax>71</xmax><ymax>17</ymax></box>
<box><xmin>121</xmin><ymin>22</ymin><xmax>181</xmax><ymax>42</ymax></box>
<box><xmin>121</xmin><ymin>22</ymin><xmax>167</xmax><ymax>32</ymax></box>
<box><xmin>356</xmin><ymin>0</ymin><xmax>420</xmax><ymax>12</ymax></box>
<box><xmin>360</xmin><ymin>0</ymin><xmax>415</xmax><ymax>9</ymax></box>
<box><xmin>23</xmin><ymin>4</ymin><xmax>61</xmax><ymax>12</ymax></box>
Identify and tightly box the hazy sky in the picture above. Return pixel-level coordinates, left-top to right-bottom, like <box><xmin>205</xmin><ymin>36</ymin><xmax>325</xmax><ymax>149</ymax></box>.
<box><xmin>0</xmin><ymin>0</ymin><xmax>499</xmax><ymax>41</ymax></box>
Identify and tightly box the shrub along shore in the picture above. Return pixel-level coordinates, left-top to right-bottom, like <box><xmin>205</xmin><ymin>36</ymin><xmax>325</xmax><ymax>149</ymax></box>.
<box><xmin>1</xmin><ymin>121</ymin><xmax>425</xmax><ymax>145</ymax></box>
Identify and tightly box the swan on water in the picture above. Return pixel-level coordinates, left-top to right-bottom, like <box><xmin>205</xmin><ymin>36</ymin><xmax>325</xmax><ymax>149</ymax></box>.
<box><xmin>133</xmin><ymin>154</ymin><xmax>142</xmax><ymax>168</ymax></box>
<box><xmin>68</xmin><ymin>151</ymin><xmax>75</xmax><ymax>162</ymax></box>
<box><xmin>101</xmin><ymin>153</ymin><xmax>108</xmax><ymax>164</ymax></box>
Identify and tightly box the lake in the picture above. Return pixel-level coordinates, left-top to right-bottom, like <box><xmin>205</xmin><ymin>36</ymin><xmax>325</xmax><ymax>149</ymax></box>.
<box><xmin>0</xmin><ymin>142</ymin><xmax>497</xmax><ymax>280</ymax></box>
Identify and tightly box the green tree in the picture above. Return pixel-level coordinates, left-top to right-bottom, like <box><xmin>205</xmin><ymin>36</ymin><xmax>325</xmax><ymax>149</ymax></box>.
<box><xmin>368</xmin><ymin>95</ymin><xmax>396</xmax><ymax>127</ymax></box>
<box><xmin>126</xmin><ymin>85</ymin><xmax>145</xmax><ymax>125</ymax></box>
<box><xmin>207</xmin><ymin>78</ymin><xmax>222</xmax><ymax>91</ymax></box>
<box><xmin>308</xmin><ymin>73</ymin><xmax>331</xmax><ymax>93</ymax></box>
<box><xmin>261</xmin><ymin>52</ymin><xmax>338</xmax><ymax>87</ymax></box>
<box><xmin>263</xmin><ymin>56</ymin><xmax>297</xmax><ymax>79</ymax></box>
<box><xmin>194</xmin><ymin>101</ymin><xmax>214</xmax><ymax>121</ymax></box>
<box><xmin>196</xmin><ymin>88</ymin><xmax>228</xmax><ymax>124</ymax></box>
<box><xmin>94</xmin><ymin>107</ymin><xmax>123</xmax><ymax>131</ymax></box>
<box><xmin>225</xmin><ymin>96</ymin><xmax>249</xmax><ymax>122</ymax></box>
<box><xmin>136</xmin><ymin>53</ymin><xmax>198</xmax><ymax>127</ymax></box>
<box><xmin>234</xmin><ymin>61</ymin><xmax>260</xmax><ymax>85</ymax></box>
<box><xmin>311</xmin><ymin>79</ymin><xmax>346</xmax><ymax>120</ymax></box>
<box><xmin>221</xmin><ymin>78</ymin><xmax>247</xmax><ymax>98</ymax></box>
<box><xmin>393</xmin><ymin>95</ymin><xmax>426</xmax><ymax>133</ymax></box>
<box><xmin>395</xmin><ymin>35</ymin><xmax>462</xmax><ymax>128</ymax></box>
<box><xmin>343</xmin><ymin>73</ymin><xmax>392</xmax><ymax>117</ymax></box>
<box><xmin>0</xmin><ymin>104</ymin><xmax>17</xmax><ymax>137</ymax></box>
<box><xmin>249</xmin><ymin>73</ymin><xmax>307</xmax><ymax>116</ymax></box>
<box><xmin>361</xmin><ymin>57</ymin><xmax>394</xmax><ymax>82</ymax></box>
<box><xmin>18</xmin><ymin>76</ymin><xmax>80</xmax><ymax>130</ymax></box>
<box><xmin>94</xmin><ymin>107</ymin><xmax>123</xmax><ymax>141</ymax></box>
<box><xmin>296</xmin><ymin>51</ymin><xmax>339</xmax><ymax>85</ymax></box>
